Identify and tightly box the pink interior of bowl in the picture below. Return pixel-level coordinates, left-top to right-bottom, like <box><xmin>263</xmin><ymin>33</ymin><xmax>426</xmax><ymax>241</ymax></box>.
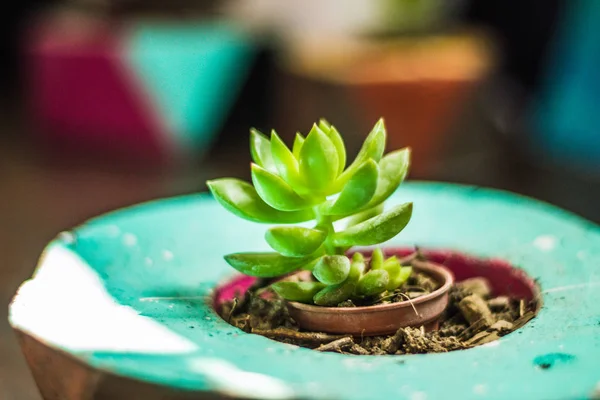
<box><xmin>214</xmin><ymin>248</ymin><xmax>539</xmax><ymax>309</ymax></box>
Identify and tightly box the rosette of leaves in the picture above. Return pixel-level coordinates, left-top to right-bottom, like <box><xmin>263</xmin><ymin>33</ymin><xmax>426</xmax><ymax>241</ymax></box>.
<box><xmin>207</xmin><ymin>118</ymin><xmax>413</xmax><ymax>306</ymax></box>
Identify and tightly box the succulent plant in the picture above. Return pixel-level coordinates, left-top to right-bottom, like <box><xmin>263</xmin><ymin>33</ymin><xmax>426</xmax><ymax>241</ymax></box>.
<box><xmin>207</xmin><ymin>118</ymin><xmax>413</xmax><ymax>306</ymax></box>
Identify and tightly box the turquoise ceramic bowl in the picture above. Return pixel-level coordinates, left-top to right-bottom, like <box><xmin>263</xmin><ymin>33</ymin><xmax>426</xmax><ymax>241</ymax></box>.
<box><xmin>9</xmin><ymin>182</ymin><xmax>600</xmax><ymax>399</ymax></box>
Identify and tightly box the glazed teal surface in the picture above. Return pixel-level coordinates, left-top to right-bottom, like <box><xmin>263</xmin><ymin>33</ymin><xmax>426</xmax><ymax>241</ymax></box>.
<box><xmin>126</xmin><ymin>21</ymin><xmax>254</xmax><ymax>151</ymax></box>
<box><xmin>12</xmin><ymin>183</ymin><xmax>600</xmax><ymax>399</ymax></box>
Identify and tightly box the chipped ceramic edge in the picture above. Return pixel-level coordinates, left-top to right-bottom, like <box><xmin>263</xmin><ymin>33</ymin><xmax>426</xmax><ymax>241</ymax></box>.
<box><xmin>9</xmin><ymin>243</ymin><xmax>199</xmax><ymax>354</ymax></box>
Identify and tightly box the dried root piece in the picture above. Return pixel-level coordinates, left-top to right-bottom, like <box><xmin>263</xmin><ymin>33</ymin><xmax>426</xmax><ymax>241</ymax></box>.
<box><xmin>458</xmin><ymin>295</ymin><xmax>494</xmax><ymax>326</ymax></box>
<box><xmin>252</xmin><ymin>327</ymin><xmax>348</xmax><ymax>347</ymax></box>
<box><xmin>316</xmin><ymin>337</ymin><xmax>354</xmax><ymax>352</ymax></box>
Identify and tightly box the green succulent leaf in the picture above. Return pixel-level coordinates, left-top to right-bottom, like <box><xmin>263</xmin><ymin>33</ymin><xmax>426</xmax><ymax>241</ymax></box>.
<box><xmin>366</xmin><ymin>148</ymin><xmax>410</xmax><ymax>208</ymax></box>
<box><xmin>331</xmin><ymin>202</ymin><xmax>413</xmax><ymax>247</ymax></box>
<box><xmin>326</xmin><ymin>125</ymin><xmax>347</xmax><ymax>175</ymax></box>
<box><xmin>313</xmin><ymin>255</ymin><xmax>365</xmax><ymax>306</ymax></box>
<box><xmin>270</xmin><ymin>130</ymin><xmax>300</xmax><ymax>186</ymax></box>
<box><xmin>355</xmin><ymin>269</ymin><xmax>389</xmax><ymax>296</ymax></box>
<box><xmin>318</xmin><ymin>118</ymin><xmax>331</xmax><ymax>133</ymax></box>
<box><xmin>299</xmin><ymin>124</ymin><xmax>339</xmax><ymax>193</ymax></box>
<box><xmin>251</xmin><ymin>164</ymin><xmax>310</xmax><ymax>211</ymax></box>
<box><xmin>341</xmin><ymin>203</ymin><xmax>384</xmax><ymax>227</ymax></box>
<box><xmin>322</xmin><ymin>159</ymin><xmax>378</xmax><ymax>216</ymax></box>
<box><xmin>352</xmin><ymin>252</ymin><xmax>365</xmax><ymax>263</ymax></box>
<box><xmin>250</xmin><ymin>129</ymin><xmax>276</xmax><ymax>172</ymax></box>
<box><xmin>335</xmin><ymin>118</ymin><xmax>386</xmax><ymax>190</ymax></box>
<box><xmin>271</xmin><ymin>281</ymin><xmax>326</xmax><ymax>303</ymax></box>
<box><xmin>382</xmin><ymin>255</ymin><xmax>399</xmax><ymax>269</ymax></box>
<box><xmin>313</xmin><ymin>282</ymin><xmax>353</xmax><ymax>306</ymax></box>
<box><xmin>359</xmin><ymin>118</ymin><xmax>387</xmax><ymax>162</ymax></box>
<box><xmin>265</xmin><ymin>226</ymin><xmax>327</xmax><ymax>257</ymax></box>
<box><xmin>313</xmin><ymin>255</ymin><xmax>351</xmax><ymax>285</ymax></box>
<box><xmin>382</xmin><ymin>259</ymin><xmax>400</xmax><ymax>290</ymax></box>
<box><xmin>398</xmin><ymin>266</ymin><xmax>413</xmax><ymax>286</ymax></box>
<box><xmin>384</xmin><ymin>261</ymin><xmax>412</xmax><ymax>291</ymax></box>
<box><xmin>224</xmin><ymin>252</ymin><xmax>312</xmax><ymax>277</ymax></box>
<box><xmin>370</xmin><ymin>248</ymin><xmax>384</xmax><ymax>270</ymax></box>
<box><xmin>207</xmin><ymin>179</ymin><xmax>314</xmax><ymax>223</ymax></box>
<box><xmin>292</xmin><ymin>132</ymin><xmax>305</xmax><ymax>159</ymax></box>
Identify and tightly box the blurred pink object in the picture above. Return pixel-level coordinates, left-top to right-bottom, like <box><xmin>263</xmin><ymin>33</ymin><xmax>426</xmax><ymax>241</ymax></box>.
<box><xmin>26</xmin><ymin>13</ymin><xmax>167</xmax><ymax>162</ymax></box>
<box><xmin>24</xmin><ymin>11</ymin><xmax>255</xmax><ymax>164</ymax></box>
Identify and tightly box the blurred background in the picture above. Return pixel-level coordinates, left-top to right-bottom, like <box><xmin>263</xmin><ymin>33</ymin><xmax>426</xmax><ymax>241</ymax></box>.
<box><xmin>1</xmin><ymin>0</ymin><xmax>599</xmax><ymax>398</ymax></box>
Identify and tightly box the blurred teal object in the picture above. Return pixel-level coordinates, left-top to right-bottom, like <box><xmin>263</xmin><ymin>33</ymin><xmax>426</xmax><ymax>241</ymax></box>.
<box><xmin>532</xmin><ymin>0</ymin><xmax>600</xmax><ymax>171</ymax></box>
<box><xmin>127</xmin><ymin>21</ymin><xmax>255</xmax><ymax>155</ymax></box>
<box><xmin>9</xmin><ymin>183</ymin><xmax>600</xmax><ymax>399</ymax></box>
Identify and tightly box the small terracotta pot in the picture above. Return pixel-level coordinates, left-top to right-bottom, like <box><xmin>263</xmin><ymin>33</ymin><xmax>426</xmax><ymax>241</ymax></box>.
<box><xmin>285</xmin><ymin>260</ymin><xmax>453</xmax><ymax>336</ymax></box>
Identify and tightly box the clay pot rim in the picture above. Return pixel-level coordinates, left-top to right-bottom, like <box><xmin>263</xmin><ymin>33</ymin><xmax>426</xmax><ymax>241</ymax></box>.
<box><xmin>286</xmin><ymin>260</ymin><xmax>454</xmax><ymax>314</ymax></box>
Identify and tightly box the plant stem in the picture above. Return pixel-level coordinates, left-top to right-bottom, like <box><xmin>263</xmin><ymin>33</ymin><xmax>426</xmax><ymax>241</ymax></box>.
<box><xmin>314</xmin><ymin>207</ymin><xmax>340</xmax><ymax>255</ymax></box>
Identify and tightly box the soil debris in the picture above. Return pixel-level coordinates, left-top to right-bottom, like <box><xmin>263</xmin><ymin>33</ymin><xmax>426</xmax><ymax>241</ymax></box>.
<box><xmin>222</xmin><ymin>290</ymin><xmax>295</xmax><ymax>332</ymax></box>
<box><xmin>490</xmin><ymin>320</ymin><xmax>514</xmax><ymax>331</ymax></box>
<box><xmin>221</xmin><ymin>273</ymin><xmax>537</xmax><ymax>355</ymax></box>
<box><xmin>456</xmin><ymin>277</ymin><xmax>492</xmax><ymax>299</ymax></box>
<box><xmin>458</xmin><ymin>295</ymin><xmax>494</xmax><ymax>325</ymax></box>
<box><xmin>349</xmin><ymin>344</ymin><xmax>371</xmax><ymax>355</ymax></box>
<box><xmin>407</xmin><ymin>268</ymin><xmax>438</xmax><ymax>293</ymax></box>
<box><xmin>457</xmin><ymin>317</ymin><xmax>492</xmax><ymax>341</ymax></box>
<box><xmin>488</xmin><ymin>296</ymin><xmax>510</xmax><ymax>311</ymax></box>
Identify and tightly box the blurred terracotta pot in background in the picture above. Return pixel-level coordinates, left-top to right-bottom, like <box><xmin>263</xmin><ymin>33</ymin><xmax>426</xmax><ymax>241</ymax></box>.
<box><xmin>274</xmin><ymin>33</ymin><xmax>493</xmax><ymax>177</ymax></box>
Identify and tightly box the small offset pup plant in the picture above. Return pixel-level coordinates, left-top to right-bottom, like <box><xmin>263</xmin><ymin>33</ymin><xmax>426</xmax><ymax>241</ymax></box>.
<box><xmin>208</xmin><ymin>118</ymin><xmax>412</xmax><ymax>307</ymax></box>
